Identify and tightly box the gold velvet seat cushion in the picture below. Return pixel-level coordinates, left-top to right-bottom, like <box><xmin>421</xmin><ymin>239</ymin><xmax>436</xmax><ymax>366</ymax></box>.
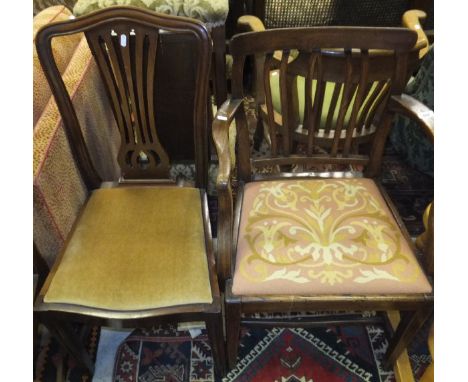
<box><xmin>44</xmin><ymin>187</ymin><xmax>213</xmax><ymax>311</ymax></box>
<box><xmin>233</xmin><ymin>178</ymin><xmax>432</xmax><ymax>296</ymax></box>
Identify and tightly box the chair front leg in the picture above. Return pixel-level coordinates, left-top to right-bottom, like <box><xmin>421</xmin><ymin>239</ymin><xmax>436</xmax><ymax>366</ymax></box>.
<box><xmin>383</xmin><ymin>305</ymin><xmax>433</xmax><ymax>369</ymax></box>
<box><xmin>206</xmin><ymin>312</ymin><xmax>227</xmax><ymax>380</ymax></box>
<box><xmin>45</xmin><ymin>318</ymin><xmax>95</xmax><ymax>375</ymax></box>
<box><xmin>225</xmin><ymin>292</ymin><xmax>242</xmax><ymax>370</ymax></box>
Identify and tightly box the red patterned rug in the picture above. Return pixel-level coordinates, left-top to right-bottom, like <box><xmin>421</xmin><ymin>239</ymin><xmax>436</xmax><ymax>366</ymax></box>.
<box><xmin>226</xmin><ymin>327</ymin><xmax>385</xmax><ymax>382</ymax></box>
<box><xmin>114</xmin><ymin>327</ymin><xmax>215</xmax><ymax>381</ymax></box>
<box><xmin>34</xmin><ymin>319</ymin><xmax>432</xmax><ymax>382</ymax></box>
<box><xmin>108</xmin><ymin>323</ymin><xmax>431</xmax><ymax>382</ymax></box>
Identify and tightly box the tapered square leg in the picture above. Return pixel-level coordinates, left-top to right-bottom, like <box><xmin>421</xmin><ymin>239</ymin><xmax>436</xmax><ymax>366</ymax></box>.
<box><xmin>45</xmin><ymin>319</ymin><xmax>95</xmax><ymax>375</ymax></box>
<box><xmin>225</xmin><ymin>294</ymin><xmax>241</xmax><ymax>370</ymax></box>
<box><xmin>384</xmin><ymin>305</ymin><xmax>433</xmax><ymax>369</ymax></box>
<box><xmin>206</xmin><ymin>312</ymin><xmax>227</xmax><ymax>380</ymax></box>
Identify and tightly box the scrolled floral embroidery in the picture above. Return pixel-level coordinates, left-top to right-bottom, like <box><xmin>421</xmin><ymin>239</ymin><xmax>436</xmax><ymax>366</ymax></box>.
<box><xmin>239</xmin><ymin>179</ymin><xmax>421</xmax><ymax>286</ymax></box>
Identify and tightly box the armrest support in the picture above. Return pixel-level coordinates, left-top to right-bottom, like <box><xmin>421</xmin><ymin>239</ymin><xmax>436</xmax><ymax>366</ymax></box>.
<box><xmin>237</xmin><ymin>15</ymin><xmax>266</xmax><ymax>32</ymax></box>
<box><xmin>212</xmin><ymin>98</ymin><xmax>244</xmax><ymax>285</ymax></box>
<box><xmin>402</xmin><ymin>10</ymin><xmax>429</xmax><ymax>59</ymax></box>
<box><xmin>390</xmin><ymin>94</ymin><xmax>433</xmax><ymax>276</ymax></box>
<box><xmin>389</xmin><ymin>94</ymin><xmax>434</xmax><ymax>142</ymax></box>
<box><xmin>416</xmin><ymin>202</ymin><xmax>434</xmax><ymax>276</ymax></box>
<box><xmin>425</xmin><ymin>202</ymin><xmax>434</xmax><ymax>276</ymax></box>
<box><xmin>213</xmin><ymin>98</ymin><xmax>244</xmax><ymax>182</ymax></box>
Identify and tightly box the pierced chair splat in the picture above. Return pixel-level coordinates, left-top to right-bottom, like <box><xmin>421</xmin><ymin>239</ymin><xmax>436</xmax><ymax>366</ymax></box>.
<box><xmin>34</xmin><ymin>6</ymin><xmax>225</xmax><ymax>378</ymax></box>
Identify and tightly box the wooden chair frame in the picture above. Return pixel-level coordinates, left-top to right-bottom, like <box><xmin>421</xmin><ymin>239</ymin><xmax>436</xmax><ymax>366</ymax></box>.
<box><xmin>236</xmin><ymin>8</ymin><xmax>429</xmax><ymax>151</ymax></box>
<box><xmin>212</xmin><ymin>26</ymin><xmax>434</xmax><ymax>371</ymax></box>
<box><xmin>34</xmin><ymin>7</ymin><xmax>226</xmax><ymax>378</ymax></box>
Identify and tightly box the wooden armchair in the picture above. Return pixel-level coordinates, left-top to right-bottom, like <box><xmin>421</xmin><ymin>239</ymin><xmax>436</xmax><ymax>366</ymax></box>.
<box><xmin>237</xmin><ymin>3</ymin><xmax>429</xmax><ymax>56</ymax></box>
<box><xmin>212</xmin><ymin>26</ymin><xmax>434</xmax><ymax>371</ymax></box>
<box><xmin>236</xmin><ymin>4</ymin><xmax>430</xmax><ymax>150</ymax></box>
<box><xmin>34</xmin><ymin>7</ymin><xmax>225</xmax><ymax>378</ymax></box>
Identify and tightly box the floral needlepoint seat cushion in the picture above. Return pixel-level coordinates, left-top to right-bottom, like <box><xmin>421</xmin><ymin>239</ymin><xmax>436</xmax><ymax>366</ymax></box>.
<box><xmin>232</xmin><ymin>178</ymin><xmax>432</xmax><ymax>296</ymax></box>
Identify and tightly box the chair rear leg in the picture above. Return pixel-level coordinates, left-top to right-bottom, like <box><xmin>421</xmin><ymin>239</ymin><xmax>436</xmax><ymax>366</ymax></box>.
<box><xmin>225</xmin><ymin>295</ymin><xmax>242</xmax><ymax>370</ymax></box>
<box><xmin>33</xmin><ymin>312</ymin><xmax>40</xmax><ymax>363</ymax></box>
<box><xmin>45</xmin><ymin>319</ymin><xmax>95</xmax><ymax>375</ymax></box>
<box><xmin>383</xmin><ymin>305</ymin><xmax>433</xmax><ymax>369</ymax></box>
<box><xmin>206</xmin><ymin>312</ymin><xmax>227</xmax><ymax>380</ymax></box>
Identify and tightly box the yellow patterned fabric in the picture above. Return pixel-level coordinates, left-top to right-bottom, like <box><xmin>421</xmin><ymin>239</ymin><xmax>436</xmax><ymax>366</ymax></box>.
<box><xmin>34</xmin><ymin>35</ymin><xmax>120</xmax><ymax>267</ymax></box>
<box><xmin>73</xmin><ymin>0</ymin><xmax>229</xmax><ymax>27</ymax></box>
<box><xmin>44</xmin><ymin>187</ymin><xmax>213</xmax><ymax>311</ymax></box>
<box><xmin>33</xmin><ymin>6</ymin><xmax>82</xmax><ymax>125</ymax></box>
<box><xmin>233</xmin><ymin>179</ymin><xmax>432</xmax><ymax>296</ymax></box>
<box><xmin>34</xmin><ymin>1</ymin><xmax>78</xmax><ymax>16</ymax></box>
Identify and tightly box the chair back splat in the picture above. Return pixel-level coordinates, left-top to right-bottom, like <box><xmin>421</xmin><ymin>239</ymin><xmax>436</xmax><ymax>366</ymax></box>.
<box><xmin>229</xmin><ymin>27</ymin><xmax>418</xmax><ymax>180</ymax></box>
<box><xmin>36</xmin><ymin>6</ymin><xmax>212</xmax><ymax>190</ymax></box>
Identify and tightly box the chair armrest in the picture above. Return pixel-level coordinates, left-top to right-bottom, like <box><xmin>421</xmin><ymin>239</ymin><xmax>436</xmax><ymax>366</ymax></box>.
<box><xmin>389</xmin><ymin>94</ymin><xmax>434</xmax><ymax>142</ymax></box>
<box><xmin>237</xmin><ymin>15</ymin><xmax>266</xmax><ymax>32</ymax></box>
<box><xmin>213</xmin><ymin>98</ymin><xmax>244</xmax><ymax>183</ymax></box>
<box><xmin>389</xmin><ymin>94</ymin><xmax>434</xmax><ymax>275</ymax></box>
<box><xmin>212</xmin><ymin>98</ymin><xmax>244</xmax><ymax>285</ymax></box>
<box><xmin>402</xmin><ymin>10</ymin><xmax>429</xmax><ymax>59</ymax></box>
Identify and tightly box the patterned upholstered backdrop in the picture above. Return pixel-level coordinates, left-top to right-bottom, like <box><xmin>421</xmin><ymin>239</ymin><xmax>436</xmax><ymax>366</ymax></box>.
<box><xmin>34</xmin><ymin>0</ymin><xmax>77</xmax><ymax>15</ymax></box>
<box><xmin>34</xmin><ymin>0</ymin><xmax>229</xmax><ymax>27</ymax></box>
<box><xmin>262</xmin><ymin>0</ymin><xmax>434</xmax><ymax>29</ymax></box>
